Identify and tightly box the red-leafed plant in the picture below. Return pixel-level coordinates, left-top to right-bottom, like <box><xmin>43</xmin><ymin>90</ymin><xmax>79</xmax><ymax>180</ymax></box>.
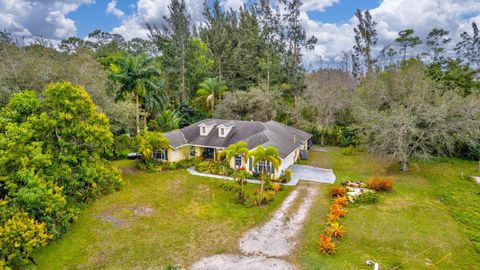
<box><xmin>329</xmin><ymin>186</ymin><xmax>347</xmax><ymax>198</ymax></box>
<box><xmin>318</xmin><ymin>234</ymin><xmax>336</xmax><ymax>255</ymax></box>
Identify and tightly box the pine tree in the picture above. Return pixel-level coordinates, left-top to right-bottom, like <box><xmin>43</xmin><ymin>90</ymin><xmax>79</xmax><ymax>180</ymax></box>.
<box><xmin>395</xmin><ymin>29</ymin><xmax>422</xmax><ymax>61</ymax></box>
<box><xmin>426</xmin><ymin>28</ymin><xmax>451</xmax><ymax>63</ymax></box>
<box><xmin>353</xmin><ymin>9</ymin><xmax>377</xmax><ymax>74</ymax></box>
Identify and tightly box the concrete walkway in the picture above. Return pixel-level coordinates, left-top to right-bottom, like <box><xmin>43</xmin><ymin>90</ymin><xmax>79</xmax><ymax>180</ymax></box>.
<box><xmin>187</xmin><ymin>165</ymin><xmax>336</xmax><ymax>186</ymax></box>
<box><xmin>289</xmin><ymin>164</ymin><xmax>336</xmax><ymax>184</ymax></box>
<box><xmin>472</xmin><ymin>176</ymin><xmax>480</xmax><ymax>184</ymax></box>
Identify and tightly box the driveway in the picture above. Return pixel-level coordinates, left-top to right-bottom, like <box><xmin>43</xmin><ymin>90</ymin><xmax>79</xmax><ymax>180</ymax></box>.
<box><xmin>288</xmin><ymin>164</ymin><xmax>336</xmax><ymax>185</ymax></box>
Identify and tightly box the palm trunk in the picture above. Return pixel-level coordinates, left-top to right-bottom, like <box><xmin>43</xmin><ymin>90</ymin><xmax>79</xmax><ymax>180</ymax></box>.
<box><xmin>477</xmin><ymin>158</ymin><xmax>480</xmax><ymax>172</ymax></box>
<box><xmin>135</xmin><ymin>93</ymin><xmax>140</xmax><ymax>135</ymax></box>
<box><xmin>321</xmin><ymin>133</ymin><xmax>325</xmax><ymax>146</ymax></box>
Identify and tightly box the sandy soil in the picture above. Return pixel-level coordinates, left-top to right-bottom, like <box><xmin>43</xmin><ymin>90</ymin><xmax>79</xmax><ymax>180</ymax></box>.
<box><xmin>190</xmin><ymin>186</ymin><xmax>318</xmax><ymax>270</ymax></box>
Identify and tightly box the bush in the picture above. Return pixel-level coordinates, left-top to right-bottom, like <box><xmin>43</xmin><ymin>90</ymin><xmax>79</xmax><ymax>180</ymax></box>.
<box><xmin>0</xmin><ymin>210</ymin><xmax>51</xmax><ymax>268</ymax></box>
<box><xmin>341</xmin><ymin>145</ymin><xmax>357</xmax><ymax>156</ymax></box>
<box><xmin>281</xmin><ymin>169</ymin><xmax>293</xmax><ymax>183</ymax></box>
<box><xmin>354</xmin><ymin>190</ymin><xmax>378</xmax><ymax>205</ymax></box>
<box><xmin>112</xmin><ymin>134</ymin><xmax>136</xmax><ymax>159</ymax></box>
<box><xmin>329</xmin><ymin>186</ymin><xmax>347</xmax><ymax>198</ymax></box>
<box><xmin>330</xmin><ymin>203</ymin><xmax>347</xmax><ymax>218</ymax></box>
<box><xmin>332</xmin><ymin>196</ymin><xmax>349</xmax><ymax>207</ymax></box>
<box><xmin>219</xmin><ymin>181</ymin><xmax>239</xmax><ymax>192</ymax></box>
<box><xmin>325</xmin><ymin>222</ymin><xmax>344</xmax><ymax>238</ymax></box>
<box><xmin>367</xmin><ymin>176</ymin><xmax>394</xmax><ymax>192</ymax></box>
<box><xmin>327</xmin><ymin>213</ymin><xmax>341</xmax><ymax>223</ymax></box>
<box><xmin>270</xmin><ymin>183</ymin><xmax>282</xmax><ymax>192</ymax></box>
<box><xmin>318</xmin><ymin>234</ymin><xmax>336</xmax><ymax>255</ymax></box>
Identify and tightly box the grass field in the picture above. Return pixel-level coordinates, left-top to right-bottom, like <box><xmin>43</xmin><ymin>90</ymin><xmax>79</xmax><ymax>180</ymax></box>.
<box><xmin>32</xmin><ymin>160</ymin><xmax>292</xmax><ymax>269</ymax></box>
<box><xmin>32</xmin><ymin>148</ymin><xmax>480</xmax><ymax>269</ymax></box>
<box><xmin>296</xmin><ymin>147</ymin><xmax>480</xmax><ymax>269</ymax></box>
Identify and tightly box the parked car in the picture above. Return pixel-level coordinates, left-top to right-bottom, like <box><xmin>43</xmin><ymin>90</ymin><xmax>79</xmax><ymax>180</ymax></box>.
<box><xmin>127</xmin><ymin>152</ymin><xmax>142</xmax><ymax>160</ymax></box>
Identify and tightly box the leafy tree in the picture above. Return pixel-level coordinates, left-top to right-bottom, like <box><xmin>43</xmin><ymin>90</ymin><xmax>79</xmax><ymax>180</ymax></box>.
<box><xmin>218</xmin><ymin>141</ymin><xmax>250</xmax><ymax>196</ymax></box>
<box><xmin>428</xmin><ymin>58</ymin><xmax>480</xmax><ymax>96</ymax></box>
<box><xmin>426</xmin><ymin>28</ymin><xmax>451</xmax><ymax>63</ymax></box>
<box><xmin>215</xmin><ymin>85</ymin><xmax>280</xmax><ymax>121</ymax></box>
<box><xmin>395</xmin><ymin>29</ymin><xmax>422</xmax><ymax>61</ymax></box>
<box><xmin>196</xmin><ymin>77</ymin><xmax>228</xmax><ymax>110</ymax></box>
<box><xmin>247</xmin><ymin>145</ymin><xmax>281</xmax><ymax>193</ymax></box>
<box><xmin>186</xmin><ymin>38</ymin><xmax>215</xmax><ymax>98</ymax></box>
<box><xmin>59</xmin><ymin>36</ymin><xmax>87</xmax><ymax>53</ymax></box>
<box><xmin>155</xmin><ymin>110</ymin><xmax>181</xmax><ymax>132</ymax></box>
<box><xmin>110</xmin><ymin>54</ymin><xmax>164</xmax><ymax>134</ymax></box>
<box><xmin>355</xmin><ymin>60</ymin><xmax>480</xmax><ymax>171</ymax></box>
<box><xmin>455</xmin><ymin>22</ymin><xmax>480</xmax><ymax>70</ymax></box>
<box><xmin>353</xmin><ymin>9</ymin><xmax>378</xmax><ymax>74</ymax></box>
<box><xmin>177</xmin><ymin>102</ymin><xmax>207</xmax><ymax>127</ymax></box>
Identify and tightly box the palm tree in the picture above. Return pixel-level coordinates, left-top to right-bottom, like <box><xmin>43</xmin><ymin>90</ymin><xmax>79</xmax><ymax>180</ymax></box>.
<box><xmin>196</xmin><ymin>77</ymin><xmax>228</xmax><ymax>110</ymax></box>
<box><xmin>156</xmin><ymin>110</ymin><xmax>181</xmax><ymax>132</ymax></box>
<box><xmin>247</xmin><ymin>145</ymin><xmax>281</xmax><ymax>193</ymax></box>
<box><xmin>110</xmin><ymin>54</ymin><xmax>163</xmax><ymax>134</ymax></box>
<box><xmin>218</xmin><ymin>141</ymin><xmax>249</xmax><ymax>195</ymax></box>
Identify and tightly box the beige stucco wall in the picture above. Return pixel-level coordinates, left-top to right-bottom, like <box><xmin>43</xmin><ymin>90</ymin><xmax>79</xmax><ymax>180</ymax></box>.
<box><xmin>167</xmin><ymin>146</ymin><xmax>190</xmax><ymax>162</ymax></box>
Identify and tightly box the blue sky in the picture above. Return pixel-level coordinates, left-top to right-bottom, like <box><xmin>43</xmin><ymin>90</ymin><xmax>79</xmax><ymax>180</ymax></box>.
<box><xmin>1</xmin><ymin>0</ymin><xmax>479</xmax><ymax>64</ymax></box>
<box><xmin>67</xmin><ymin>0</ymin><xmax>382</xmax><ymax>37</ymax></box>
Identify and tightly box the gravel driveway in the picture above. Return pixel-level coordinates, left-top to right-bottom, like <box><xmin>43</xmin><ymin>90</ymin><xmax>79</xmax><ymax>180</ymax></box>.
<box><xmin>190</xmin><ymin>186</ymin><xmax>319</xmax><ymax>270</ymax></box>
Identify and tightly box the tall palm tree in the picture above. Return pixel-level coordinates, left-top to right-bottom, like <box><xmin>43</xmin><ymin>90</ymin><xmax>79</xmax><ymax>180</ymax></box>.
<box><xmin>155</xmin><ymin>110</ymin><xmax>181</xmax><ymax>132</ymax></box>
<box><xmin>218</xmin><ymin>141</ymin><xmax>249</xmax><ymax>195</ymax></box>
<box><xmin>247</xmin><ymin>145</ymin><xmax>281</xmax><ymax>193</ymax></box>
<box><xmin>196</xmin><ymin>77</ymin><xmax>228</xmax><ymax>110</ymax></box>
<box><xmin>110</xmin><ymin>54</ymin><xmax>163</xmax><ymax>134</ymax></box>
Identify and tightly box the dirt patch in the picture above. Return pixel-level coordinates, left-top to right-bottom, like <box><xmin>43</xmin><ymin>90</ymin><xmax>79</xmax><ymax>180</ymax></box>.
<box><xmin>120</xmin><ymin>166</ymin><xmax>139</xmax><ymax>175</ymax></box>
<box><xmin>96</xmin><ymin>212</ymin><xmax>129</xmax><ymax>228</ymax></box>
<box><xmin>312</xmin><ymin>147</ymin><xmax>329</xmax><ymax>152</ymax></box>
<box><xmin>190</xmin><ymin>255</ymin><xmax>295</xmax><ymax>270</ymax></box>
<box><xmin>130</xmin><ymin>205</ymin><xmax>155</xmax><ymax>216</ymax></box>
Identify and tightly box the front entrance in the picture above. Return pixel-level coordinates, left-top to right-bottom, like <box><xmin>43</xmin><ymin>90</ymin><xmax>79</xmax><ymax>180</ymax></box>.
<box><xmin>202</xmin><ymin>147</ymin><xmax>215</xmax><ymax>160</ymax></box>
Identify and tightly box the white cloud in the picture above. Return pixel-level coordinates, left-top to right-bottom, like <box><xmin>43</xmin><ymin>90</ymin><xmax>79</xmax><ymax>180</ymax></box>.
<box><xmin>0</xmin><ymin>0</ymin><xmax>93</xmax><ymax>39</ymax></box>
<box><xmin>301</xmin><ymin>0</ymin><xmax>480</xmax><ymax>66</ymax></box>
<box><xmin>221</xmin><ymin>0</ymin><xmax>245</xmax><ymax>11</ymax></box>
<box><xmin>112</xmin><ymin>0</ymin><xmax>205</xmax><ymax>40</ymax></box>
<box><xmin>107</xmin><ymin>0</ymin><xmax>125</xmax><ymax>18</ymax></box>
<box><xmin>301</xmin><ymin>0</ymin><xmax>339</xmax><ymax>12</ymax></box>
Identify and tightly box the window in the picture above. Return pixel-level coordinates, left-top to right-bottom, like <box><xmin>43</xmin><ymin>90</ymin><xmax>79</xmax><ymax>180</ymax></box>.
<box><xmin>220</xmin><ymin>128</ymin><xmax>224</xmax><ymax>136</ymax></box>
<box><xmin>201</xmin><ymin>126</ymin><xmax>206</xmax><ymax>134</ymax></box>
<box><xmin>153</xmin><ymin>149</ymin><xmax>168</xmax><ymax>161</ymax></box>
<box><xmin>255</xmin><ymin>161</ymin><xmax>274</xmax><ymax>174</ymax></box>
<box><xmin>235</xmin><ymin>155</ymin><xmax>242</xmax><ymax>168</ymax></box>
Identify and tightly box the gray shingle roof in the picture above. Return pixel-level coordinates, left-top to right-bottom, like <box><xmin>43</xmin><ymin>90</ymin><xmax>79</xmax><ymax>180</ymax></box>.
<box><xmin>164</xmin><ymin>119</ymin><xmax>312</xmax><ymax>159</ymax></box>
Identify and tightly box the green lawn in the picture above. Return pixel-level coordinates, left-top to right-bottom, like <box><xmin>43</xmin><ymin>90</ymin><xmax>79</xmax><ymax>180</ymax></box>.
<box><xmin>32</xmin><ymin>149</ymin><xmax>480</xmax><ymax>269</ymax></box>
<box><xmin>32</xmin><ymin>160</ymin><xmax>292</xmax><ymax>269</ymax></box>
<box><xmin>296</xmin><ymin>147</ymin><xmax>480</xmax><ymax>269</ymax></box>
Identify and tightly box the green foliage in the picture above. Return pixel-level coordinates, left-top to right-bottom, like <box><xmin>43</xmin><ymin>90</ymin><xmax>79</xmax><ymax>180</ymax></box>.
<box><xmin>0</xmin><ymin>82</ymin><xmax>123</xmax><ymax>268</ymax></box>
<box><xmin>136</xmin><ymin>131</ymin><xmax>170</xmax><ymax>161</ymax></box>
<box><xmin>196</xmin><ymin>77</ymin><xmax>228</xmax><ymax>111</ymax></box>
<box><xmin>155</xmin><ymin>110</ymin><xmax>181</xmax><ymax>132</ymax></box>
<box><xmin>0</xmin><ymin>208</ymin><xmax>51</xmax><ymax>268</ymax></box>
<box><xmin>341</xmin><ymin>145</ymin><xmax>358</xmax><ymax>156</ymax></box>
<box><xmin>113</xmin><ymin>134</ymin><xmax>136</xmax><ymax>159</ymax></box>
<box><xmin>353</xmin><ymin>191</ymin><xmax>378</xmax><ymax>205</ymax></box>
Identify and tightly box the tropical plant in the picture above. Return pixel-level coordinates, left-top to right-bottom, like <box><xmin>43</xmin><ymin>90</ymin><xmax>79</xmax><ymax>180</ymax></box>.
<box><xmin>329</xmin><ymin>186</ymin><xmax>347</xmax><ymax>198</ymax></box>
<box><xmin>218</xmin><ymin>141</ymin><xmax>249</xmax><ymax>197</ymax></box>
<box><xmin>155</xmin><ymin>110</ymin><xmax>181</xmax><ymax>132</ymax></box>
<box><xmin>318</xmin><ymin>234</ymin><xmax>336</xmax><ymax>255</ymax></box>
<box><xmin>137</xmin><ymin>131</ymin><xmax>170</xmax><ymax>161</ymax></box>
<box><xmin>325</xmin><ymin>222</ymin><xmax>344</xmax><ymax>238</ymax></box>
<box><xmin>110</xmin><ymin>54</ymin><xmax>166</xmax><ymax>134</ymax></box>
<box><xmin>196</xmin><ymin>77</ymin><xmax>228</xmax><ymax>110</ymax></box>
<box><xmin>247</xmin><ymin>145</ymin><xmax>281</xmax><ymax>193</ymax></box>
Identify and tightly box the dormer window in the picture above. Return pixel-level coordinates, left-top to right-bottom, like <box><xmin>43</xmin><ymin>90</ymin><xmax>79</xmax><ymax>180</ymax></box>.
<box><xmin>218</xmin><ymin>123</ymin><xmax>234</xmax><ymax>138</ymax></box>
<box><xmin>199</xmin><ymin>122</ymin><xmax>215</xmax><ymax>136</ymax></box>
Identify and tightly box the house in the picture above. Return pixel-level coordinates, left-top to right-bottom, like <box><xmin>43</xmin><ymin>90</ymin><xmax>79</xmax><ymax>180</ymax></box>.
<box><xmin>161</xmin><ymin>119</ymin><xmax>313</xmax><ymax>178</ymax></box>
